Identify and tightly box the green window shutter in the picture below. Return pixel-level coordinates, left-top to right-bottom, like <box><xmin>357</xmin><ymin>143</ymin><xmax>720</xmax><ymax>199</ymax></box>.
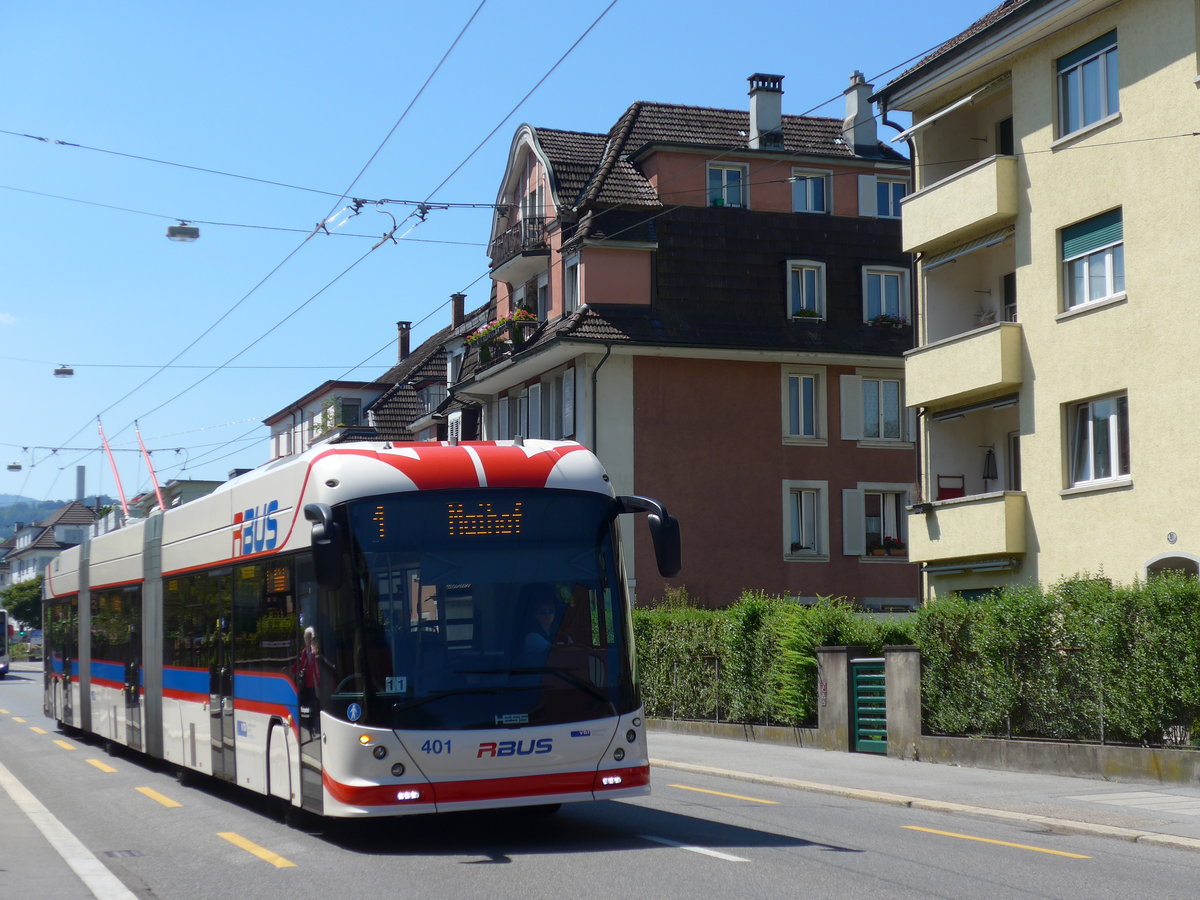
<box><xmin>1062</xmin><ymin>209</ymin><xmax>1122</xmax><ymax>260</ymax></box>
<box><xmin>1057</xmin><ymin>30</ymin><xmax>1117</xmax><ymax>72</ymax></box>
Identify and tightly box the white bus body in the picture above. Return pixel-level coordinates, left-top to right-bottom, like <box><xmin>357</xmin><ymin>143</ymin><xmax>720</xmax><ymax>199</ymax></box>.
<box><xmin>43</xmin><ymin>440</ymin><xmax>679</xmax><ymax>818</ymax></box>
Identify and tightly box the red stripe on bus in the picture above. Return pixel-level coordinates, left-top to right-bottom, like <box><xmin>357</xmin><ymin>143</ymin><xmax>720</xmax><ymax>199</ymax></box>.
<box><xmin>322</xmin><ymin>765</ymin><xmax>649</xmax><ymax>808</ymax></box>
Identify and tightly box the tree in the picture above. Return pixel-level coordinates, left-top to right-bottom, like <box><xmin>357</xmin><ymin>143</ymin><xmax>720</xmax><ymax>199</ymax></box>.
<box><xmin>1</xmin><ymin>576</ymin><xmax>44</xmax><ymax>631</ymax></box>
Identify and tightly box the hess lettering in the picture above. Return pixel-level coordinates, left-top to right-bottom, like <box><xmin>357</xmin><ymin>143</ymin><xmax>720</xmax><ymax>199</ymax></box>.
<box><xmin>476</xmin><ymin>738</ymin><xmax>553</xmax><ymax>758</ymax></box>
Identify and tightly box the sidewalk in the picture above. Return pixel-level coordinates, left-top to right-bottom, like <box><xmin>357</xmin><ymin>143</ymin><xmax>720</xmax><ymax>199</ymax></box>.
<box><xmin>648</xmin><ymin>727</ymin><xmax>1200</xmax><ymax>853</ymax></box>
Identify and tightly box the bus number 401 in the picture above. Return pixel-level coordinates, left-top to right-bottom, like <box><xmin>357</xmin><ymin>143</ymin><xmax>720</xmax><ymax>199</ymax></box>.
<box><xmin>421</xmin><ymin>739</ymin><xmax>452</xmax><ymax>755</ymax></box>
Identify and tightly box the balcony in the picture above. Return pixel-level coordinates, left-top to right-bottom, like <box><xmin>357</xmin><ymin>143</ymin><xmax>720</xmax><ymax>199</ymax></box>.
<box><xmin>906</xmin><ymin>322</ymin><xmax>1022</xmax><ymax>411</ymax></box>
<box><xmin>901</xmin><ymin>155</ymin><xmax>1017</xmax><ymax>254</ymax></box>
<box><xmin>908</xmin><ymin>491</ymin><xmax>1026</xmax><ymax>564</ymax></box>
<box><xmin>489</xmin><ymin>217</ymin><xmax>549</xmax><ymax>284</ymax></box>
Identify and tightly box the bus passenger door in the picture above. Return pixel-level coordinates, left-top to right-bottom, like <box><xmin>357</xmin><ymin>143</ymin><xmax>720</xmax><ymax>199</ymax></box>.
<box><xmin>124</xmin><ymin>624</ymin><xmax>142</xmax><ymax>752</ymax></box>
<box><xmin>209</xmin><ymin>613</ymin><xmax>236</xmax><ymax>782</ymax></box>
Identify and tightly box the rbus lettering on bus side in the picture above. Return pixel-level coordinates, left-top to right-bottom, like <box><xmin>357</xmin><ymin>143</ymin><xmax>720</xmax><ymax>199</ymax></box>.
<box><xmin>232</xmin><ymin>500</ymin><xmax>279</xmax><ymax>556</ymax></box>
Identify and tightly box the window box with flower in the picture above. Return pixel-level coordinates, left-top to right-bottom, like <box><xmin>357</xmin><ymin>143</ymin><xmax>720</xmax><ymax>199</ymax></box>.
<box><xmin>883</xmin><ymin>536</ymin><xmax>906</xmax><ymax>556</ymax></box>
<box><xmin>869</xmin><ymin>313</ymin><xmax>908</xmax><ymax>329</ymax></box>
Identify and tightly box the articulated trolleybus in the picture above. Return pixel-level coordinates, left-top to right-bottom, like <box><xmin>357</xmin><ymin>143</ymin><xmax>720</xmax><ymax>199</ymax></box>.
<box><xmin>43</xmin><ymin>440</ymin><xmax>680</xmax><ymax>818</ymax></box>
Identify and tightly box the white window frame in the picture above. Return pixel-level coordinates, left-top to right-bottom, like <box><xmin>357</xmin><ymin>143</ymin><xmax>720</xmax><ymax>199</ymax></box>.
<box><xmin>876</xmin><ymin>179</ymin><xmax>907</xmax><ymax>218</ymax></box>
<box><xmin>782</xmin><ymin>366</ymin><xmax>827</xmax><ymax>445</ymax></box>
<box><xmin>563</xmin><ymin>252</ymin><xmax>581</xmax><ymax>314</ymax></box>
<box><xmin>1067</xmin><ymin>393</ymin><xmax>1130</xmax><ymax>488</ymax></box>
<box><xmin>787</xmin><ymin>259</ymin><xmax>826</xmax><ymax>319</ymax></box>
<box><xmin>527</xmin><ymin>383</ymin><xmax>543</xmax><ymax>439</ymax></box>
<box><xmin>707</xmin><ymin>162</ymin><xmax>748</xmax><ymax>208</ymax></box>
<box><xmin>536</xmin><ymin>272</ymin><xmax>549</xmax><ymax>322</ymax></box>
<box><xmin>1061</xmin><ymin>211</ymin><xmax>1124</xmax><ymax>311</ymax></box>
<box><xmin>562</xmin><ymin>368</ymin><xmax>575</xmax><ymax>437</ymax></box>
<box><xmin>790</xmin><ymin>168</ymin><xmax>830</xmax><ymax>214</ymax></box>
<box><xmin>840</xmin><ymin>372</ymin><xmax>913</xmax><ymax>447</ymax></box>
<box><xmin>842</xmin><ymin>484</ymin><xmax>911</xmax><ymax>557</ymax></box>
<box><xmin>782</xmin><ymin>480</ymin><xmax>828</xmax><ymax>560</ymax></box>
<box><xmin>1058</xmin><ymin>31</ymin><xmax>1119</xmax><ymax>138</ymax></box>
<box><xmin>862</xmin><ymin>265</ymin><xmax>909</xmax><ymax>323</ymax></box>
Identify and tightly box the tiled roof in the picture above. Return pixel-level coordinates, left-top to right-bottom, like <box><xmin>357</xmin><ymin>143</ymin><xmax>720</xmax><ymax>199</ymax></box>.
<box><xmin>533</xmin><ymin>129</ymin><xmax>608</xmax><ymax>208</ymax></box>
<box><xmin>539</xmin><ymin>99</ymin><xmax>905</xmax><ymax>246</ymax></box>
<box><xmin>362</xmin><ymin>298</ymin><xmax>492</xmax><ymax>441</ymax></box>
<box><xmin>879</xmin><ymin>0</ymin><xmax>1039</xmax><ymax>96</ymax></box>
<box><xmin>40</xmin><ymin>500</ymin><xmax>98</xmax><ymax>527</ymax></box>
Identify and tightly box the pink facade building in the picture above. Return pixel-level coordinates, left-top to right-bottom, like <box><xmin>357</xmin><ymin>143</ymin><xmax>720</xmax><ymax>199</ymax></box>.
<box><xmin>371</xmin><ymin>73</ymin><xmax>919</xmax><ymax>609</ymax></box>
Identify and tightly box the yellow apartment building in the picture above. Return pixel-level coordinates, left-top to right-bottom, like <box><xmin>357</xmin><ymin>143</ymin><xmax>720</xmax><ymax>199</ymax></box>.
<box><xmin>872</xmin><ymin>0</ymin><xmax>1200</xmax><ymax>599</ymax></box>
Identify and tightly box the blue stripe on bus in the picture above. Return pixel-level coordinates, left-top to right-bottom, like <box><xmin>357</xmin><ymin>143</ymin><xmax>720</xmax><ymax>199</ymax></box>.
<box><xmin>233</xmin><ymin>671</ymin><xmax>299</xmax><ymax>706</ymax></box>
<box><xmin>90</xmin><ymin>659</ymin><xmax>125</xmax><ymax>684</ymax></box>
<box><xmin>163</xmin><ymin>666</ymin><xmax>210</xmax><ymax>696</ymax></box>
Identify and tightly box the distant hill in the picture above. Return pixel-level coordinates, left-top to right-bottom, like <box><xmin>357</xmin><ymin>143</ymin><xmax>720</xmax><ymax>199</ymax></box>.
<box><xmin>0</xmin><ymin>496</ymin><xmax>114</xmax><ymax>538</ymax></box>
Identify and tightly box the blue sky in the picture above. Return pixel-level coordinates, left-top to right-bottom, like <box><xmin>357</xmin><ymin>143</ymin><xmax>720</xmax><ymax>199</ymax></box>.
<box><xmin>0</xmin><ymin>0</ymin><xmax>998</xmax><ymax>504</ymax></box>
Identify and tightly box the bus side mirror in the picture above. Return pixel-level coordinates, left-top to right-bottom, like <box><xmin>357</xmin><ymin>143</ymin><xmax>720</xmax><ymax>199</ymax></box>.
<box><xmin>304</xmin><ymin>503</ymin><xmax>345</xmax><ymax>590</ymax></box>
<box><xmin>616</xmin><ymin>495</ymin><xmax>682</xmax><ymax>578</ymax></box>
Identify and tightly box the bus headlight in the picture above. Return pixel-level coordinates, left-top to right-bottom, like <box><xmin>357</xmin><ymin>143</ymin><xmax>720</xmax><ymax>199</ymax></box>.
<box><xmin>373</xmin><ymin>745</ymin><xmax>388</xmax><ymax>760</ymax></box>
<box><xmin>626</xmin><ymin>729</ymin><xmax>637</xmax><ymax>743</ymax></box>
<box><xmin>391</xmin><ymin>763</ymin><xmax>406</xmax><ymax>777</ymax></box>
<box><xmin>613</xmin><ymin>747</ymin><xmax>625</xmax><ymax>762</ymax></box>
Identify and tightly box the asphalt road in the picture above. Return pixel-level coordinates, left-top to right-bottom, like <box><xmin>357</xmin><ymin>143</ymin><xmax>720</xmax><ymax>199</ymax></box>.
<box><xmin>2</xmin><ymin>663</ymin><xmax>1198</xmax><ymax>899</ymax></box>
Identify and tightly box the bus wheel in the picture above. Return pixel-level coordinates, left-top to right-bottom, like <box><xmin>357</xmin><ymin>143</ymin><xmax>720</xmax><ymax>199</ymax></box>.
<box><xmin>174</xmin><ymin>765</ymin><xmax>198</xmax><ymax>787</ymax></box>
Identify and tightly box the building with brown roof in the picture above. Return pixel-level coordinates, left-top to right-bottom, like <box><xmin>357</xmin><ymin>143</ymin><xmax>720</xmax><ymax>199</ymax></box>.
<box><xmin>447</xmin><ymin>73</ymin><xmax>919</xmax><ymax>608</ymax></box>
<box><xmin>4</xmin><ymin>500</ymin><xmax>98</xmax><ymax>584</ymax></box>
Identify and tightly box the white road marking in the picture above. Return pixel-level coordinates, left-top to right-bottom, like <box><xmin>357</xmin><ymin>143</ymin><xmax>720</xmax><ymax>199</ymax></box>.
<box><xmin>639</xmin><ymin>833</ymin><xmax>749</xmax><ymax>862</ymax></box>
<box><xmin>0</xmin><ymin>757</ymin><xmax>138</xmax><ymax>899</ymax></box>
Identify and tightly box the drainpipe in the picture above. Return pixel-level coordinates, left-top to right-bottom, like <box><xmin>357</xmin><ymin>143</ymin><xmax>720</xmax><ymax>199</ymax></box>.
<box><xmin>590</xmin><ymin>344</ymin><xmax>613</xmax><ymax>458</ymax></box>
<box><xmin>881</xmin><ymin>97</ymin><xmax>925</xmax><ymax>607</ymax></box>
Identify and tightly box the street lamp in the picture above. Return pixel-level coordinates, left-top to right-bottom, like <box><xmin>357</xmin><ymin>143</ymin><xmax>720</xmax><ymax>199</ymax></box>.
<box><xmin>166</xmin><ymin>221</ymin><xmax>200</xmax><ymax>242</ymax></box>
<box><xmin>54</xmin><ymin>364</ymin><xmax>74</xmax><ymax>378</ymax></box>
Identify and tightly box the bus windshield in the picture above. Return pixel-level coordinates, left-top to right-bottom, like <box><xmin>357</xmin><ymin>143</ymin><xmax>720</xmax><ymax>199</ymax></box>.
<box><xmin>321</xmin><ymin>488</ymin><xmax>637</xmax><ymax>730</ymax></box>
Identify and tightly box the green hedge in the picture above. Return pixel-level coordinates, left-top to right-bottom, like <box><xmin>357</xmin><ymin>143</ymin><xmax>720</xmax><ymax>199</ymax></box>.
<box><xmin>913</xmin><ymin>573</ymin><xmax>1200</xmax><ymax>744</ymax></box>
<box><xmin>636</xmin><ymin>574</ymin><xmax>1200</xmax><ymax>746</ymax></box>
<box><xmin>633</xmin><ymin>589</ymin><xmax>913</xmax><ymax>726</ymax></box>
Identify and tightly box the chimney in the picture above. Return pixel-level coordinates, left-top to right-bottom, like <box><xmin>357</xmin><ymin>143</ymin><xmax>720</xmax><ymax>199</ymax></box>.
<box><xmin>450</xmin><ymin>293</ymin><xmax>466</xmax><ymax>328</ymax></box>
<box><xmin>76</xmin><ymin>465</ymin><xmax>85</xmax><ymax>502</ymax></box>
<box><xmin>842</xmin><ymin>70</ymin><xmax>878</xmax><ymax>155</ymax></box>
<box><xmin>396</xmin><ymin>320</ymin><xmax>412</xmax><ymax>361</ymax></box>
<box><xmin>747</xmin><ymin>73</ymin><xmax>784</xmax><ymax>150</ymax></box>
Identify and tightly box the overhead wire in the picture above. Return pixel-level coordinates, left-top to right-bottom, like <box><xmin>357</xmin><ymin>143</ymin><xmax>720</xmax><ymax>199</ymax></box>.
<box><xmin>38</xmin><ymin>1</ymin><xmax>492</xmax><ymax>484</ymax></box>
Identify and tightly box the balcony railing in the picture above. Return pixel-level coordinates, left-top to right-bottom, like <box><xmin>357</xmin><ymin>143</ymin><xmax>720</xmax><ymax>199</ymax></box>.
<box><xmin>905</xmin><ymin>322</ymin><xmax>1023</xmax><ymax>411</ymax></box>
<box><xmin>489</xmin><ymin>217</ymin><xmax>548</xmax><ymax>268</ymax></box>
<box><xmin>908</xmin><ymin>491</ymin><xmax>1026</xmax><ymax>564</ymax></box>
<box><xmin>901</xmin><ymin>155</ymin><xmax>1017</xmax><ymax>254</ymax></box>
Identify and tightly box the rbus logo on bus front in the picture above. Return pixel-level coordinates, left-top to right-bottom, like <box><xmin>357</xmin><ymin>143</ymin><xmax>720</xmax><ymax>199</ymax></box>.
<box><xmin>232</xmin><ymin>500</ymin><xmax>280</xmax><ymax>557</ymax></box>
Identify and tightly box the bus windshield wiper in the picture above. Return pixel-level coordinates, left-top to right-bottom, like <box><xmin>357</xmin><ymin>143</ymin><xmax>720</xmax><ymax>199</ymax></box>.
<box><xmin>459</xmin><ymin>667</ymin><xmax>615</xmax><ymax>713</ymax></box>
<box><xmin>391</xmin><ymin>688</ymin><xmax>497</xmax><ymax>713</ymax></box>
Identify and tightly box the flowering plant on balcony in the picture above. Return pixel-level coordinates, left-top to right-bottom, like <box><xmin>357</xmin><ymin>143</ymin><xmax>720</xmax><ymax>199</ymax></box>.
<box><xmin>466</xmin><ymin>308</ymin><xmax>539</xmax><ymax>346</ymax></box>
<box><xmin>869</xmin><ymin>313</ymin><xmax>908</xmax><ymax>327</ymax></box>
<box><xmin>883</xmin><ymin>536</ymin><xmax>906</xmax><ymax>555</ymax></box>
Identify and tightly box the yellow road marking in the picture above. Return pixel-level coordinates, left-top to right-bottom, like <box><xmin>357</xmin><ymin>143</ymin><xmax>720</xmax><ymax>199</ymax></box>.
<box><xmin>53</xmin><ymin>739</ymin><xmax>76</xmax><ymax>751</ymax></box>
<box><xmin>136</xmin><ymin>787</ymin><xmax>181</xmax><ymax>808</ymax></box>
<box><xmin>12</xmin><ymin>717</ymin><xmax>26</xmax><ymax>723</ymax></box>
<box><xmin>86</xmin><ymin>759</ymin><xmax>118</xmax><ymax>773</ymax></box>
<box><xmin>30</xmin><ymin>726</ymin><xmax>48</xmax><ymax>735</ymax></box>
<box><xmin>218</xmin><ymin>832</ymin><xmax>296</xmax><ymax>868</ymax></box>
<box><xmin>669</xmin><ymin>784</ymin><xmax>779</xmax><ymax>805</ymax></box>
<box><xmin>904</xmin><ymin>825</ymin><xmax>1091</xmax><ymax>859</ymax></box>
<box><xmin>0</xmin><ymin>709</ymin><xmax>8</xmax><ymax>715</ymax></box>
